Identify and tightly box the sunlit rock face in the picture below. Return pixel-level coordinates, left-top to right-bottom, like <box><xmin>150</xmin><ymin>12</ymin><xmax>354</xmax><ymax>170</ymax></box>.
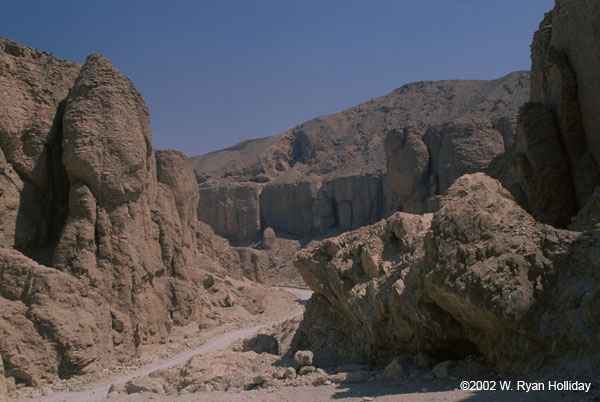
<box><xmin>0</xmin><ymin>40</ymin><xmax>265</xmax><ymax>385</ymax></box>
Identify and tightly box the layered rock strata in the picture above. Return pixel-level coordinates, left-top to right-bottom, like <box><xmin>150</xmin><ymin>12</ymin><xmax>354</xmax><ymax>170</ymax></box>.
<box><xmin>192</xmin><ymin>72</ymin><xmax>530</xmax><ymax>244</ymax></box>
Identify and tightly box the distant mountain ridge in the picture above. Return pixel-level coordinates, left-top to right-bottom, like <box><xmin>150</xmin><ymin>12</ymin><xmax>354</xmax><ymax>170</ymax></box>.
<box><xmin>191</xmin><ymin>71</ymin><xmax>529</xmax><ymax>182</ymax></box>
<box><xmin>191</xmin><ymin>71</ymin><xmax>530</xmax><ymax>244</ymax></box>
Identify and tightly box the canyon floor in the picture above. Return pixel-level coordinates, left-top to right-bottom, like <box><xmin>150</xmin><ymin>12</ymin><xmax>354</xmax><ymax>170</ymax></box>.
<box><xmin>10</xmin><ymin>286</ymin><xmax>597</xmax><ymax>402</ymax></box>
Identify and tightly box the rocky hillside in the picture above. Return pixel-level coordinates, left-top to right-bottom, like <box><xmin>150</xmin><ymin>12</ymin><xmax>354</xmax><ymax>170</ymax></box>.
<box><xmin>191</xmin><ymin>72</ymin><xmax>530</xmax><ymax>245</ymax></box>
<box><xmin>0</xmin><ymin>38</ymin><xmax>268</xmax><ymax>388</ymax></box>
<box><xmin>293</xmin><ymin>0</ymin><xmax>600</xmax><ymax>373</ymax></box>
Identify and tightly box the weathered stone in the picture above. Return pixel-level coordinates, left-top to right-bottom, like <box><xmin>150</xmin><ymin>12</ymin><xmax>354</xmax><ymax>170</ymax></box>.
<box><xmin>385</xmin><ymin>119</ymin><xmax>506</xmax><ymax>216</ymax></box>
<box><xmin>107</xmin><ymin>383</ymin><xmax>126</xmax><ymax>396</ymax></box>
<box><xmin>0</xmin><ymin>42</ymin><xmax>269</xmax><ymax>386</ymax></box>
<box><xmin>197</xmin><ymin>184</ymin><xmax>261</xmax><ymax>245</ymax></box>
<box><xmin>234</xmin><ymin>247</ymin><xmax>267</xmax><ymax>283</ymax></box>
<box><xmin>125</xmin><ymin>376</ymin><xmax>166</xmax><ymax>394</ymax></box>
<box><xmin>0</xmin><ymin>357</ymin><xmax>7</xmax><ymax>402</ymax></box>
<box><xmin>532</xmin><ymin>0</ymin><xmax>600</xmax><ymax>177</ymax></box>
<box><xmin>284</xmin><ymin>367</ymin><xmax>297</xmax><ymax>379</ymax></box>
<box><xmin>298</xmin><ymin>365</ymin><xmax>316</xmax><ymax>375</ymax></box>
<box><xmin>192</xmin><ymin>73</ymin><xmax>529</xmax><ymax>244</ymax></box>
<box><xmin>383</xmin><ymin>357</ymin><xmax>404</xmax><ymax>380</ymax></box>
<box><xmin>383</xmin><ymin>127</ymin><xmax>430</xmax><ymax>215</ymax></box>
<box><xmin>242</xmin><ymin>334</ymin><xmax>279</xmax><ymax>355</ymax></box>
<box><xmin>294</xmin><ymin>173</ymin><xmax>600</xmax><ymax>372</ymax></box>
<box><xmin>0</xmin><ymin>38</ymin><xmax>78</xmax><ymax>259</ymax></box>
<box><xmin>488</xmin><ymin>102</ymin><xmax>576</xmax><ymax>227</ymax></box>
<box><xmin>330</xmin><ymin>371</ymin><xmax>368</xmax><ymax>384</ymax></box>
<box><xmin>432</xmin><ymin>360</ymin><xmax>456</xmax><ymax>379</ymax></box>
<box><xmin>261</xmin><ymin>227</ymin><xmax>276</xmax><ymax>250</ymax></box>
<box><xmin>491</xmin><ymin>1</ymin><xmax>600</xmax><ymax>224</ymax></box>
<box><xmin>294</xmin><ymin>350</ymin><xmax>314</xmax><ymax>368</ymax></box>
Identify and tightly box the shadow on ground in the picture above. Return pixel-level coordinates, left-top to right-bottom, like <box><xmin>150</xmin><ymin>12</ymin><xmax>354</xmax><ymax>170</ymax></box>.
<box><xmin>330</xmin><ymin>380</ymin><xmax>594</xmax><ymax>402</ymax></box>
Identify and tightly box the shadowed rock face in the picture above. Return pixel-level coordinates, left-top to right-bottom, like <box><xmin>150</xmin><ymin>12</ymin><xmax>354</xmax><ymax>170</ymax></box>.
<box><xmin>192</xmin><ymin>72</ymin><xmax>530</xmax><ymax>244</ymax></box>
<box><xmin>539</xmin><ymin>0</ymin><xmax>600</xmax><ymax>172</ymax></box>
<box><xmin>384</xmin><ymin>118</ymin><xmax>506</xmax><ymax>215</ymax></box>
<box><xmin>0</xmin><ymin>40</ymin><xmax>266</xmax><ymax>386</ymax></box>
<box><xmin>0</xmin><ymin>38</ymin><xmax>80</xmax><ymax>260</ymax></box>
<box><xmin>490</xmin><ymin>1</ymin><xmax>600</xmax><ymax>226</ymax></box>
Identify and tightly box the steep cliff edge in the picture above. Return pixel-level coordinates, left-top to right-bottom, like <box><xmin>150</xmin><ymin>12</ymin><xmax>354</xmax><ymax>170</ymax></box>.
<box><xmin>192</xmin><ymin>72</ymin><xmax>530</xmax><ymax>244</ymax></box>
<box><xmin>293</xmin><ymin>0</ymin><xmax>600</xmax><ymax>373</ymax></box>
<box><xmin>489</xmin><ymin>1</ymin><xmax>600</xmax><ymax>227</ymax></box>
<box><xmin>0</xmin><ymin>39</ymin><xmax>267</xmax><ymax>387</ymax></box>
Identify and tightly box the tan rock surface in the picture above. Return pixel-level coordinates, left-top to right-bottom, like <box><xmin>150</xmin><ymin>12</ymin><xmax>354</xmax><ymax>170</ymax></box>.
<box><xmin>0</xmin><ymin>353</ymin><xmax>7</xmax><ymax>402</ymax></box>
<box><xmin>294</xmin><ymin>173</ymin><xmax>600</xmax><ymax>371</ymax></box>
<box><xmin>0</xmin><ymin>41</ymin><xmax>272</xmax><ymax>389</ymax></box>
<box><xmin>191</xmin><ymin>72</ymin><xmax>529</xmax><ymax>244</ymax></box>
<box><xmin>385</xmin><ymin>118</ymin><xmax>506</xmax><ymax>215</ymax></box>
<box><xmin>0</xmin><ymin>38</ymin><xmax>79</xmax><ymax>259</ymax></box>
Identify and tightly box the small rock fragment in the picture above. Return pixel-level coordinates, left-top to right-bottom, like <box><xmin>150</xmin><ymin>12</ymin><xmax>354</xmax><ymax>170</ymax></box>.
<box><xmin>298</xmin><ymin>365</ymin><xmax>316</xmax><ymax>375</ymax></box>
<box><xmin>284</xmin><ymin>367</ymin><xmax>297</xmax><ymax>379</ymax></box>
<box><xmin>294</xmin><ymin>350</ymin><xmax>314</xmax><ymax>368</ymax></box>
<box><xmin>432</xmin><ymin>360</ymin><xmax>455</xmax><ymax>379</ymax></box>
<box><xmin>383</xmin><ymin>357</ymin><xmax>404</xmax><ymax>380</ymax></box>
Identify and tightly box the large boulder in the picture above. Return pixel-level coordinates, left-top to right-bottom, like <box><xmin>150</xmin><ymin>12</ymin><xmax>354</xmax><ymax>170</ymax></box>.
<box><xmin>294</xmin><ymin>174</ymin><xmax>600</xmax><ymax>371</ymax></box>
<box><xmin>422</xmin><ymin>174</ymin><xmax>598</xmax><ymax>370</ymax></box>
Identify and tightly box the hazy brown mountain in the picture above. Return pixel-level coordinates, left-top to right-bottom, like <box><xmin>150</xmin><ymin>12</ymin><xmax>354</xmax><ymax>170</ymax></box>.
<box><xmin>191</xmin><ymin>71</ymin><xmax>530</xmax><ymax>245</ymax></box>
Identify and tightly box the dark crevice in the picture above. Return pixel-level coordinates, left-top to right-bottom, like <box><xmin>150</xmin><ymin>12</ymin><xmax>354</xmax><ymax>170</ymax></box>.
<box><xmin>14</xmin><ymin>100</ymin><xmax>70</xmax><ymax>266</ymax></box>
<box><xmin>43</xmin><ymin>100</ymin><xmax>71</xmax><ymax>262</ymax></box>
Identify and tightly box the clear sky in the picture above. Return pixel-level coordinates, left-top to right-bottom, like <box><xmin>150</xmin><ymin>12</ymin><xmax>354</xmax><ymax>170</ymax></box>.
<box><xmin>2</xmin><ymin>0</ymin><xmax>553</xmax><ymax>156</ymax></box>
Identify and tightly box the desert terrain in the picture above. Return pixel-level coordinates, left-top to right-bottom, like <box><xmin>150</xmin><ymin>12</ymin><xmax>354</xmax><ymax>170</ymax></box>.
<box><xmin>2</xmin><ymin>1</ymin><xmax>600</xmax><ymax>402</ymax></box>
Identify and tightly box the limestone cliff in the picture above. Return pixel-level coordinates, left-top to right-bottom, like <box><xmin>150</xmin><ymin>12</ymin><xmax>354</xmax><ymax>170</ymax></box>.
<box><xmin>384</xmin><ymin>118</ymin><xmax>506</xmax><ymax>215</ymax></box>
<box><xmin>0</xmin><ymin>39</ymin><xmax>266</xmax><ymax>387</ymax></box>
<box><xmin>192</xmin><ymin>72</ymin><xmax>530</xmax><ymax>244</ymax></box>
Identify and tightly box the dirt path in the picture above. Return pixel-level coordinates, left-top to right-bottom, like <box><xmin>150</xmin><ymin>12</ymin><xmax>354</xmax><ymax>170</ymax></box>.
<box><xmin>13</xmin><ymin>287</ymin><xmax>312</xmax><ymax>402</ymax></box>
<box><xmin>14</xmin><ymin>286</ymin><xmax>589</xmax><ymax>402</ymax></box>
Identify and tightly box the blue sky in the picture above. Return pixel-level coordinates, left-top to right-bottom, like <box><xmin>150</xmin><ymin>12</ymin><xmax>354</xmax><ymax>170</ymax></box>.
<box><xmin>2</xmin><ymin>0</ymin><xmax>553</xmax><ymax>156</ymax></box>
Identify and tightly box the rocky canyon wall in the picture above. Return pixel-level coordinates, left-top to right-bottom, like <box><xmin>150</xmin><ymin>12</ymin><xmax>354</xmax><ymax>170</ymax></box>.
<box><xmin>192</xmin><ymin>72</ymin><xmax>530</xmax><ymax>245</ymax></box>
<box><xmin>489</xmin><ymin>0</ymin><xmax>600</xmax><ymax>227</ymax></box>
<box><xmin>293</xmin><ymin>0</ymin><xmax>600</xmax><ymax>372</ymax></box>
<box><xmin>0</xmin><ymin>39</ymin><xmax>266</xmax><ymax>387</ymax></box>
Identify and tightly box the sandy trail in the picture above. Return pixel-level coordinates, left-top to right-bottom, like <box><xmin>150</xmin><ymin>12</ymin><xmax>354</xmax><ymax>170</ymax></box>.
<box><xmin>14</xmin><ymin>287</ymin><xmax>312</xmax><ymax>402</ymax></box>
